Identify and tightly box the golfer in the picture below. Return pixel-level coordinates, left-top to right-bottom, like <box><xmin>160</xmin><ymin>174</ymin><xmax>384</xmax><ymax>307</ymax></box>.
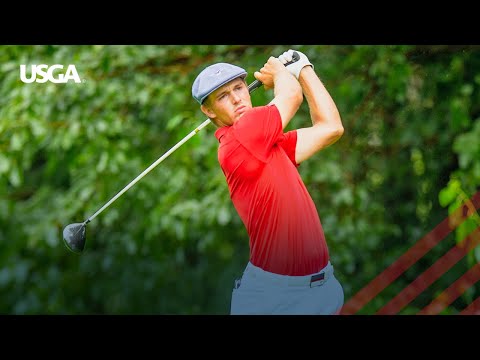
<box><xmin>192</xmin><ymin>49</ymin><xmax>345</xmax><ymax>315</ymax></box>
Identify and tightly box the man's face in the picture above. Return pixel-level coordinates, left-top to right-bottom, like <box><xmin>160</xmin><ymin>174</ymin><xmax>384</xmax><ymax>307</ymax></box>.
<box><xmin>201</xmin><ymin>78</ymin><xmax>252</xmax><ymax>127</ymax></box>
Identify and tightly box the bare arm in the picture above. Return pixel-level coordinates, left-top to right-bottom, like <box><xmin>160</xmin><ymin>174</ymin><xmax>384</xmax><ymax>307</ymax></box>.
<box><xmin>295</xmin><ymin>66</ymin><xmax>344</xmax><ymax>164</ymax></box>
<box><xmin>254</xmin><ymin>57</ymin><xmax>303</xmax><ymax>129</ymax></box>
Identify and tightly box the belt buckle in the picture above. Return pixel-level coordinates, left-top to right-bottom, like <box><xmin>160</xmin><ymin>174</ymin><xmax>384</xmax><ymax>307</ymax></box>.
<box><xmin>310</xmin><ymin>272</ymin><xmax>326</xmax><ymax>288</ymax></box>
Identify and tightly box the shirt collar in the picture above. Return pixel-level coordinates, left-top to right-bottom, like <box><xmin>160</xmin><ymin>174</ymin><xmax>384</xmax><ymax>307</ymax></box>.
<box><xmin>214</xmin><ymin>126</ymin><xmax>229</xmax><ymax>142</ymax></box>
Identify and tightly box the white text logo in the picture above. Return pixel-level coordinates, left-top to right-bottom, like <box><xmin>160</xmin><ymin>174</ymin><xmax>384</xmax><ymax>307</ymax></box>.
<box><xmin>20</xmin><ymin>64</ymin><xmax>82</xmax><ymax>83</ymax></box>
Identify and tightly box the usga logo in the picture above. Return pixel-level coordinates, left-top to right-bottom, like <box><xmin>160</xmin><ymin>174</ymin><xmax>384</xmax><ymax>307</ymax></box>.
<box><xmin>20</xmin><ymin>64</ymin><xmax>82</xmax><ymax>84</ymax></box>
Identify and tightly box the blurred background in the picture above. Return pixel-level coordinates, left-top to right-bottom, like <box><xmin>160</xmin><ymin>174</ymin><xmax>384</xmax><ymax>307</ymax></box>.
<box><xmin>1</xmin><ymin>45</ymin><xmax>479</xmax><ymax>314</ymax></box>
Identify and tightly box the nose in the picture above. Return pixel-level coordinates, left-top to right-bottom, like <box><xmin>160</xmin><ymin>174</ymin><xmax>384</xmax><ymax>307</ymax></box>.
<box><xmin>231</xmin><ymin>92</ymin><xmax>241</xmax><ymax>103</ymax></box>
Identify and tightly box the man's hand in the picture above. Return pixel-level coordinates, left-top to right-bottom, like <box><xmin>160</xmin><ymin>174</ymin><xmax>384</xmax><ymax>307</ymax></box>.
<box><xmin>254</xmin><ymin>56</ymin><xmax>291</xmax><ymax>90</ymax></box>
<box><xmin>278</xmin><ymin>49</ymin><xmax>314</xmax><ymax>79</ymax></box>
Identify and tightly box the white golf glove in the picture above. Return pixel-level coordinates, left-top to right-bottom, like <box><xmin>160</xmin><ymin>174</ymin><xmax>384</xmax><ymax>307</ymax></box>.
<box><xmin>278</xmin><ymin>49</ymin><xmax>314</xmax><ymax>79</ymax></box>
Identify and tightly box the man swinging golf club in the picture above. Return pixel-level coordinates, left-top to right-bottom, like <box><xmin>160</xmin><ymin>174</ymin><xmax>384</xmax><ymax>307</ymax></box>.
<box><xmin>62</xmin><ymin>52</ymin><xmax>300</xmax><ymax>254</ymax></box>
<box><xmin>192</xmin><ymin>49</ymin><xmax>345</xmax><ymax>315</ymax></box>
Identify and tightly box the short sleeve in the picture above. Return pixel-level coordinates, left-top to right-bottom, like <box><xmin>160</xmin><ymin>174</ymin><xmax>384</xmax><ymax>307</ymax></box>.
<box><xmin>278</xmin><ymin>130</ymin><xmax>299</xmax><ymax>167</ymax></box>
<box><xmin>232</xmin><ymin>104</ymin><xmax>283</xmax><ymax>162</ymax></box>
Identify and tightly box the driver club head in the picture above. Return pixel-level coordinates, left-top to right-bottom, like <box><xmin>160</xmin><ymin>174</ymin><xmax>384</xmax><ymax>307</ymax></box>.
<box><xmin>63</xmin><ymin>222</ymin><xmax>87</xmax><ymax>253</ymax></box>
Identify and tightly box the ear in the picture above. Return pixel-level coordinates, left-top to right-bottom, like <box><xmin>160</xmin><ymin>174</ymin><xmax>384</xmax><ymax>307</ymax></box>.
<box><xmin>201</xmin><ymin>104</ymin><xmax>216</xmax><ymax>119</ymax></box>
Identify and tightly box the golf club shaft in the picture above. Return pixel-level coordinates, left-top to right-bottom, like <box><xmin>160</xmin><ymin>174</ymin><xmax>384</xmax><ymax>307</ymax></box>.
<box><xmin>85</xmin><ymin>51</ymin><xmax>300</xmax><ymax>224</ymax></box>
<box><xmin>86</xmin><ymin>118</ymin><xmax>211</xmax><ymax>223</ymax></box>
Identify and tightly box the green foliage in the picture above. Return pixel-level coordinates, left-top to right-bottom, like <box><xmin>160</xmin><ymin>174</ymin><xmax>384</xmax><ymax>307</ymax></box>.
<box><xmin>1</xmin><ymin>45</ymin><xmax>479</xmax><ymax>314</ymax></box>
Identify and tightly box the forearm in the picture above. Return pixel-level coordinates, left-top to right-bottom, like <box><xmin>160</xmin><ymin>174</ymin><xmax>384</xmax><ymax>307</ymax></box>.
<box><xmin>298</xmin><ymin>66</ymin><xmax>343</xmax><ymax>131</ymax></box>
<box><xmin>273</xmin><ymin>70</ymin><xmax>302</xmax><ymax>102</ymax></box>
<box><xmin>270</xmin><ymin>68</ymin><xmax>303</xmax><ymax>128</ymax></box>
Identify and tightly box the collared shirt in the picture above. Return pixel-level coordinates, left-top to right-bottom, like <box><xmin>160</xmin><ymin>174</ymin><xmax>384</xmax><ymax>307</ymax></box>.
<box><xmin>214</xmin><ymin>104</ymin><xmax>328</xmax><ymax>275</ymax></box>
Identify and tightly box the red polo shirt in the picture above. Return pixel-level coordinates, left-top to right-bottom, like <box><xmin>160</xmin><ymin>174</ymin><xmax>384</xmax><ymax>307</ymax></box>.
<box><xmin>214</xmin><ymin>104</ymin><xmax>329</xmax><ymax>275</ymax></box>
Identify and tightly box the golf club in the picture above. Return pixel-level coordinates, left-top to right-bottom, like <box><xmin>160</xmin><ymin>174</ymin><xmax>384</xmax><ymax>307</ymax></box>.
<box><xmin>63</xmin><ymin>51</ymin><xmax>300</xmax><ymax>253</ymax></box>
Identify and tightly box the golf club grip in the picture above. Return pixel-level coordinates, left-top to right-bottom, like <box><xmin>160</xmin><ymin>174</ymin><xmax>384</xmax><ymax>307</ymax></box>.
<box><xmin>248</xmin><ymin>51</ymin><xmax>301</xmax><ymax>93</ymax></box>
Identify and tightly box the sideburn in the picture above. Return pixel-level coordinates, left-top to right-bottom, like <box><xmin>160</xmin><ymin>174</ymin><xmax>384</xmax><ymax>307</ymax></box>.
<box><xmin>201</xmin><ymin>103</ymin><xmax>221</xmax><ymax>127</ymax></box>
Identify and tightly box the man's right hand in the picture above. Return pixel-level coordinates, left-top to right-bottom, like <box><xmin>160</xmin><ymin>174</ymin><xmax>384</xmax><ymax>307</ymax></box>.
<box><xmin>254</xmin><ymin>56</ymin><xmax>291</xmax><ymax>90</ymax></box>
<box><xmin>278</xmin><ymin>49</ymin><xmax>314</xmax><ymax>79</ymax></box>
